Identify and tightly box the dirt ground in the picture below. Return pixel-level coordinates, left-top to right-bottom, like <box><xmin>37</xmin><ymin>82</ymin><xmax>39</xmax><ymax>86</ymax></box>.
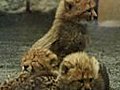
<box><xmin>0</xmin><ymin>11</ymin><xmax>120</xmax><ymax>90</ymax></box>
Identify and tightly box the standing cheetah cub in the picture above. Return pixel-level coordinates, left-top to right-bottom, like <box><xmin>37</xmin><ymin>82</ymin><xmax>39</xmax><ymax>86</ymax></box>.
<box><xmin>57</xmin><ymin>52</ymin><xmax>109</xmax><ymax>90</ymax></box>
<box><xmin>32</xmin><ymin>0</ymin><xmax>97</xmax><ymax>58</ymax></box>
<box><xmin>21</xmin><ymin>48</ymin><xmax>59</xmax><ymax>74</ymax></box>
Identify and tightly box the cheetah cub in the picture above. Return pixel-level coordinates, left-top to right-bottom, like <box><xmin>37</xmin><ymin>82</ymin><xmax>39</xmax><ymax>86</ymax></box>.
<box><xmin>21</xmin><ymin>48</ymin><xmax>59</xmax><ymax>74</ymax></box>
<box><xmin>57</xmin><ymin>52</ymin><xmax>109</xmax><ymax>90</ymax></box>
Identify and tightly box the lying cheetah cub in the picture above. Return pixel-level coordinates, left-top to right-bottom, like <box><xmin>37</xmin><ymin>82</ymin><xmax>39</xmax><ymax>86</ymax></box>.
<box><xmin>21</xmin><ymin>48</ymin><xmax>59</xmax><ymax>74</ymax></box>
<box><xmin>0</xmin><ymin>71</ymin><xmax>59</xmax><ymax>90</ymax></box>
<box><xmin>57</xmin><ymin>52</ymin><xmax>109</xmax><ymax>90</ymax></box>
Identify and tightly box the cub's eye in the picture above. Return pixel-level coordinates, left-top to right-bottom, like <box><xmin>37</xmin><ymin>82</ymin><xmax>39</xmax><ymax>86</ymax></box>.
<box><xmin>61</xmin><ymin>65</ymin><xmax>69</xmax><ymax>74</ymax></box>
<box><xmin>65</xmin><ymin>1</ymin><xmax>74</xmax><ymax>10</ymax></box>
<box><xmin>50</xmin><ymin>59</ymin><xmax>58</xmax><ymax>67</ymax></box>
<box><xmin>78</xmin><ymin>79</ymin><xmax>84</xmax><ymax>83</ymax></box>
<box><xmin>89</xmin><ymin>78</ymin><xmax>93</xmax><ymax>82</ymax></box>
<box><xmin>86</xmin><ymin>8</ymin><xmax>91</xmax><ymax>12</ymax></box>
<box><xmin>67</xmin><ymin>3</ymin><xmax>73</xmax><ymax>10</ymax></box>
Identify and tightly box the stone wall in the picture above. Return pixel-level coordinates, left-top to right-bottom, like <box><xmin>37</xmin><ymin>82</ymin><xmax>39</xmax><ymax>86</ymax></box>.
<box><xmin>0</xmin><ymin>0</ymin><xmax>58</xmax><ymax>13</ymax></box>
<box><xmin>98</xmin><ymin>0</ymin><xmax>120</xmax><ymax>21</ymax></box>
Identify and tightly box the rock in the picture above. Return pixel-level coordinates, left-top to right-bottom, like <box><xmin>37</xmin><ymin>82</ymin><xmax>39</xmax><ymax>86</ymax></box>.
<box><xmin>0</xmin><ymin>0</ymin><xmax>58</xmax><ymax>13</ymax></box>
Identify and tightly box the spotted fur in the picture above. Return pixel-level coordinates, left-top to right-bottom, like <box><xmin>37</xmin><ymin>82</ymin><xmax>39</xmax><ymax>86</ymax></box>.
<box><xmin>57</xmin><ymin>52</ymin><xmax>109</xmax><ymax>90</ymax></box>
<box><xmin>21</xmin><ymin>48</ymin><xmax>59</xmax><ymax>74</ymax></box>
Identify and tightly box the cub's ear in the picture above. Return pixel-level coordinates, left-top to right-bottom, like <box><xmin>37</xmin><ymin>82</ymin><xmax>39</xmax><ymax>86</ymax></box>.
<box><xmin>89</xmin><ymin>0</ymin><xmax>96</xmax><ymax>8</ymax></box>
<box><xmin>64</xmin><ymin>0</ymin><xmax>73</xmax><ymax>10</ymax></box>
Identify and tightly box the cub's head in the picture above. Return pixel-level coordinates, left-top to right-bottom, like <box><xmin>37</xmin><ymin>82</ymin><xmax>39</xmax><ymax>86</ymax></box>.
<box><xmin>56</xmin><ymin>0</ymin><xmax>97</xmax><ymax>20</ymax></box>
<box><xmin>21</xmin><ymin>48</ymin><xmax>58</xmax><ymax>73</ymax></box>
<box><xmin>58</xmin><ymin>52</ymin><xmax>100</xmax><ymax>90</ymax></box>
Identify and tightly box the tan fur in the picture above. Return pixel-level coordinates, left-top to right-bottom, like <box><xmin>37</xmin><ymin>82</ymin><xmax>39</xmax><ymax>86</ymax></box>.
<box><xmin>31</xmin><ymin>0</ymin><xmax>97</xmax><ymax>58</ymax></box>
<box><xmin>32</xmin><ymin>0</ymin><xmax>96</xmax><ymax>49</ymax></box>
<box><xmin>57</xmin><ymin>52</ymin><xmax>100</xmax><ymax>90</ymax></box>
<box><xmin>55</xmin><ymin>0</ymin><xmax>97</xmax><ymax>20</ymax></box>
<box><xmin>21</xmin><ymin>48</ymin><xmax>58</xmax><ymax>74</ymax></box>
<box><xmin>0</xmin><ymin>49</ymin><xmax>59</xmax><ymax>90</ymax></box>
<box><xmin>0</xmin><ymin>50</ymin><xmax>109</xmax><ymax>90</ymax></box>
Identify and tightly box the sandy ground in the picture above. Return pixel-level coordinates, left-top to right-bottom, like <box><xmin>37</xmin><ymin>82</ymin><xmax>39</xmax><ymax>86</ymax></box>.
<box><xmin>87</xmin><ymin>25</ymin><xmax>120</xmax><ymax>90</ymax></box>
<box><xmin>0</xmin><ymin>11</ymin><xmax>120</xmax><ymax>90</ymax></box>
